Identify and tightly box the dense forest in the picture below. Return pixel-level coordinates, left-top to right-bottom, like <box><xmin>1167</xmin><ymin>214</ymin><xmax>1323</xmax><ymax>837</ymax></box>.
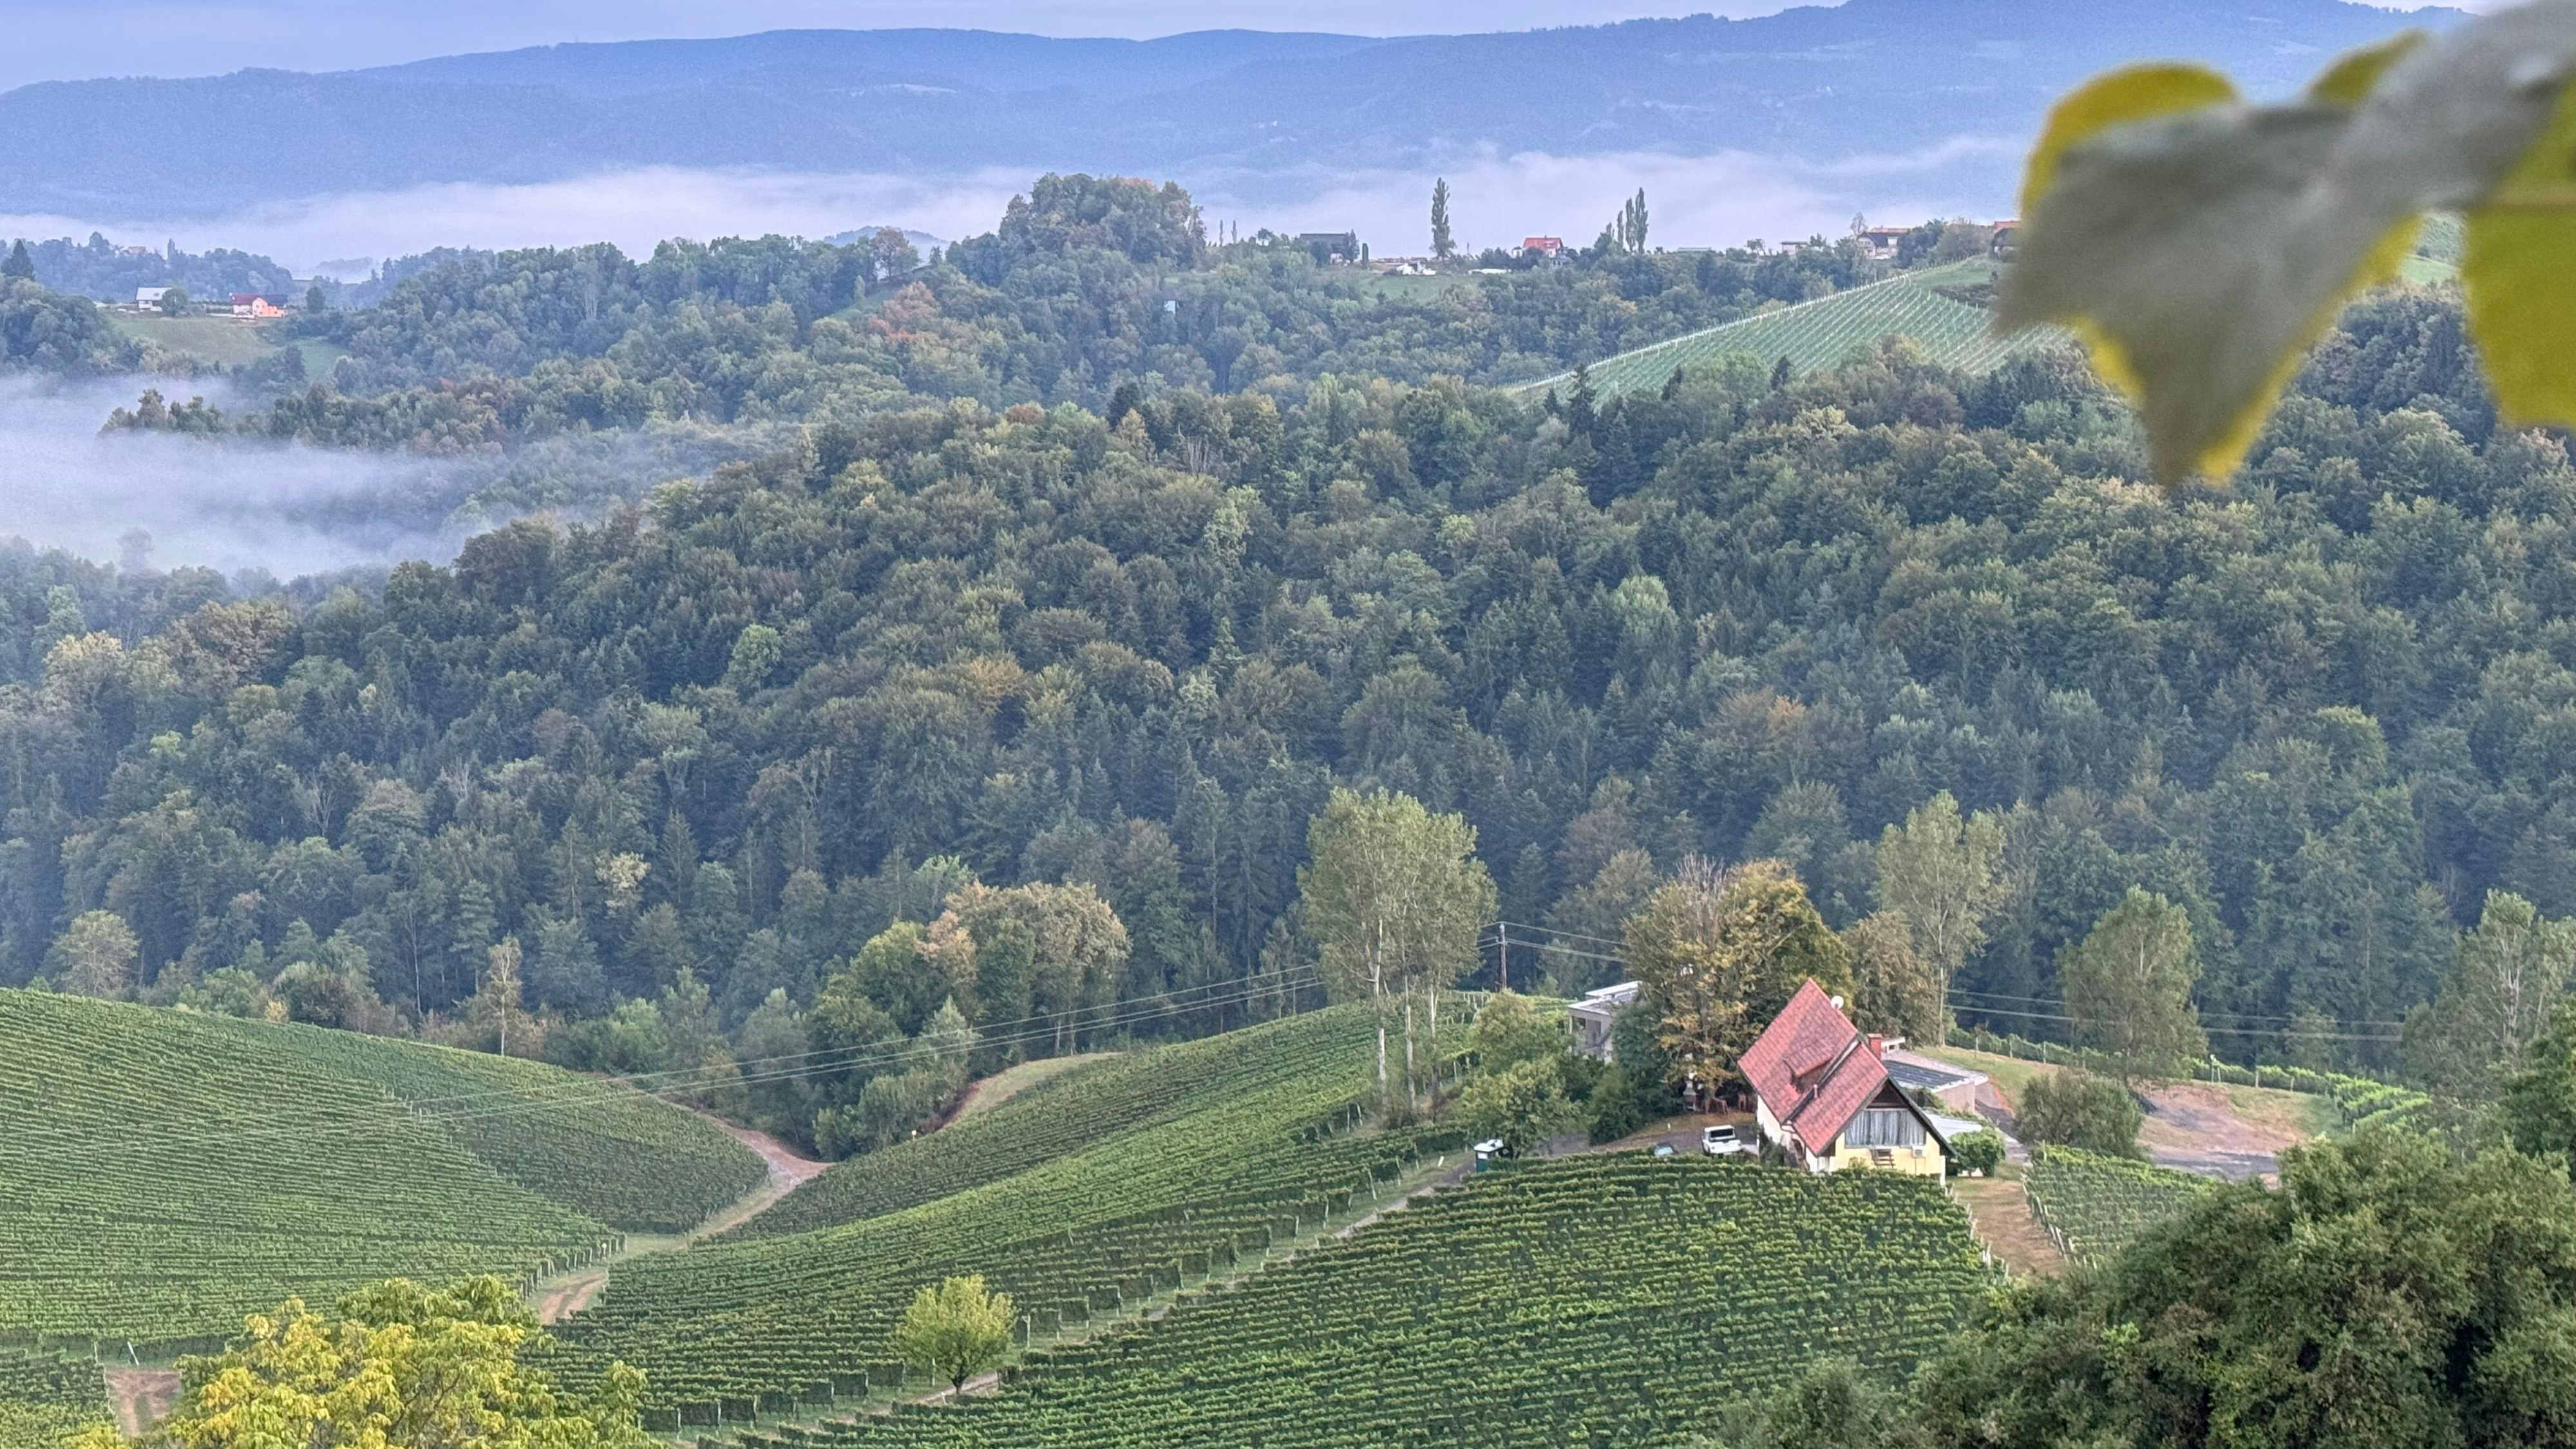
<box><xmin>4</xmin><ymin>171</ymin><xmax>2565</xmax><ymax>1155</ymax></box>
<box><xmin>3</xmin><ymin>229</ymin><xmax>2559</xmax><ymax>1060</ymax></box>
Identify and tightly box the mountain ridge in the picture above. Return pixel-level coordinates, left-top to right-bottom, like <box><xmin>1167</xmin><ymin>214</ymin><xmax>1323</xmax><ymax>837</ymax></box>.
<box><xmin>0</xmin><ymin>0</ymin><xmax>2460</xmax><ymax>220</ymax></box>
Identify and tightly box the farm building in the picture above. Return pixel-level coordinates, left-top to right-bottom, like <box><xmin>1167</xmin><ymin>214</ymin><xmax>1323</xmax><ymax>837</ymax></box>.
<box><xmin>1567</xmin><ymin>981</ymin><xmax>1640</xmax><ymax>1063</ymax></box>
<box><xmin>1883</xmin><ymin>1049</ymin><xmax>1987</xmax><ymax>1114</ymax></box>
<box><xmin>1740</xmin><ymin>980</ymin><xmax>1947</xmax><ymax>1178</ymax></box>
<box><xmin>229</xmin><ymin>292</ymin><xmax>289</xmax><ymax>317</ymax></box>
<box><xmin>134</xmin><ymin>286</ymin><xmax>169</xmax><ymax>309</ymax></box>
<box><xmin>1857</xmin><ymin>225</ymin><xmax>1912</xmax><ymax>261</ymax></box>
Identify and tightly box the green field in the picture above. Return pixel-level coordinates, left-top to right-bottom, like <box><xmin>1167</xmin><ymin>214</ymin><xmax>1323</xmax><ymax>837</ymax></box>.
<box><xmin>2021</xmin><ymin>1146</ymin><xmax>2213</xmax><ymax>1267</ymax></box>
<box><xmin>0</xmin><ymin>989</ymin><xmax>759</xmax><ymax>1343</ymax></box>
<box><xmin>106</xmin><ymin>314</ymin><xmax>278</xmax><ymax>369</ymax></box>
<box><xmin>542</xmin><ymin>1006</ymin><xmax>1470</xmax><ymax>1416</ymax></box>
<box><xmin>1524</xmin><ymin>260</ymin><xmax>2069</xmax><ymax>399</ymax></box>
<box><xmin>788</xmin><ymin>1155</ymin><xmax>1988</xmax><ymax>1449</ymax></box>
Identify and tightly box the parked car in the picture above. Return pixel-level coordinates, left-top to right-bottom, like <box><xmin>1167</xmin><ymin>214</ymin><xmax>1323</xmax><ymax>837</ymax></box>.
<box><xmin>1702</xmin><ymin>1124</ymin><xmax>1748</xmax><ymax>1156</ymax></box>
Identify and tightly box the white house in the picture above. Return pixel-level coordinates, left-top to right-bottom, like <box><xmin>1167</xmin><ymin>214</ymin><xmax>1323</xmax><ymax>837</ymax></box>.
<box><xmin>1566</xmin><ymin>981</ymin><xmax>1640</xmax><ymax>1063</ymax></box>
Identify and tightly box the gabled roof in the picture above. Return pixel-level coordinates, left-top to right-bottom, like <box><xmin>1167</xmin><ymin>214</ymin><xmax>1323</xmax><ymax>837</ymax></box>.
<box><xmin>1739</xmin><ymin>979</ymin><xmax>1900</xmax><ymax>1148</ymax></box>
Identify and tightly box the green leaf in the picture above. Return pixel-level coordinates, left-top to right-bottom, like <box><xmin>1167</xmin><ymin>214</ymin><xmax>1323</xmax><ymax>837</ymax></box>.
<box><xmin>1998</xmin><ymin>0</ymin><xmax>2576</xmax><ymax>486</ymax></box>
<box><xmin>2018</xmin><ymin>64</ymin><xmax>2239</xmax><ymax>218</ymax></box>
<box><xmin>2465</xmin><ymin>78</ymin><xmax>2576</xmax><ymax>431</ymax></box>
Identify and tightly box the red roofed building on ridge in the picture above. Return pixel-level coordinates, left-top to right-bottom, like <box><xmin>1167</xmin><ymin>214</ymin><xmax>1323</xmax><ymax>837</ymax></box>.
<box><xmin>1739</xmin><ymin>979</ymin><xmax>1947</xmax><ymax>1177</ymax></box>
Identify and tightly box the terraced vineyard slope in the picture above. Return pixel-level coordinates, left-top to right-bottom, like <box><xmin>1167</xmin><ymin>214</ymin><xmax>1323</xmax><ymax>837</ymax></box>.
<box><xmin>741</xmin><ymin>1025</ymin><xmax>1372</xmax><ymax>1238</ymax></box>
<box><xmin>0</xmin><ymin>1350</ymin><xmax>110</xmax><ymax>1449</ymax></box>
<box><xmin>2022</xmin><ymin>1146</ymin><xmax>2215</xmax><ymax>1266</ymax></box>
<box><xmin>795</xmin><ymin>1155</ymin><xmax>1989</xmax><ymax>1449</ymax></box>
<box><xmin>245</xmin><ymin>1020</ymin><xmax>763</xmax><ymax>1232</ymax></box>
<box><xmin>0</xmin><ymin>989</ymin><xmax>748</xmax><ymax>1342</ymax></box>
<box><xmin>542</xmin><ymin>1005</ymin><xmax>1468</xmax><ymax>1419</ymax></box>
<box><xmin>1524</xmin><ymin>260</ymin><xmax>2068</xmax><ymax>399</ymax></box>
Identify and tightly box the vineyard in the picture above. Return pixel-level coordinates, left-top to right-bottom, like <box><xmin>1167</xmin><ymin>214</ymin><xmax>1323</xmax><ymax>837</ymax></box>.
<box><xmin>0</xmin><ymin>1350</ymin><xmax>109</xmax><ymax>1449</ymax></box>
<box><xmin>769</xmin><ymin>1156</ymin><xmax>1988</xmax><ymax>1449</ymax></box>
<box><xmin>0</xmin><ymin>989</ymin><xmax>723</xmax><ymax>1341</ymax></box>
<box><xmin>2021</xmin><ymin>1146</ymin><xmax>2215</xmax><ymax>1267</ymax></box>
<box><xmin>1525</xmin><ymin>260</ymin><xmax>2068</xmax><ymax>399</ymax></box>
<box><xmin>739</xmin><ymin>1021</ymin><xmax>1405</xmax><ymax>1238</ymax></box>
<box><xmin>542</xmin><ymin>1006</ymin><xmax>1470</xmax><ymax>1417</ymax></box>
<box><xmin>240</xmin><ymin>1019</ymin><xmax>764</xmax><ymax>1232</ymax></box>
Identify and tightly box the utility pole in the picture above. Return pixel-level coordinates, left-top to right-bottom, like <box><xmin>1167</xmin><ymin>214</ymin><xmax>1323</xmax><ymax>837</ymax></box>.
<box><xmin>1497</xmin><ymin>922</ymin><xmax>1509</xmax><ymax>991</ymax></box>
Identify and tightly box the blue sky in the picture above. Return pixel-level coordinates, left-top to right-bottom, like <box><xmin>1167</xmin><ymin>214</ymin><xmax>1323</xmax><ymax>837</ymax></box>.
<box><xmin>1</xmin><ymin>1</ymin><xmax>1812</xmax><ymax>91</ymax></box>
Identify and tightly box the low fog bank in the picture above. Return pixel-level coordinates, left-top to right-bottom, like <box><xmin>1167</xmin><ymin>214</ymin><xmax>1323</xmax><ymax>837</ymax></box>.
<box><xmin>0</xmin><ymin>142</ymin><xmax>2015</xmax><ymax>276</ymax></box>
<box><xmin>0</xmin><ymin>376</ymin><xmax>776</xmax><ymax>581</ymax></box>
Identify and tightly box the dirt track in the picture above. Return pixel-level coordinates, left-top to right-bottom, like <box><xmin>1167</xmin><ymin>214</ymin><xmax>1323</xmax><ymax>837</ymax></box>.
<box><xmin>535</xmin><ymin>1111</ymin><xmax>827</xmax><ymax>1324</ymax></box>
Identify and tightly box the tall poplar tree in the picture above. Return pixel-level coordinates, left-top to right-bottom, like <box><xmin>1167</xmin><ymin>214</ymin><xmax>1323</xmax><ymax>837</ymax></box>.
<box><xmin>2059</xmin><ymin>889</ymin><xmax>2205</xmax><ymax>1072</ymax></box>
<box><xmin>1299</xmin><ymin>788</ymin><xmax>1494</xmax><ymax>1108</ymax></box>
<box><xmin>1430</xmin><ymin>180</ymin><xmax>1454</xmax><ymax>261</ymax></box>
<box><xmin>1877</xmin><ymin>792</ymin><xmax>2006</xmax><ymax>1039</ymax></box>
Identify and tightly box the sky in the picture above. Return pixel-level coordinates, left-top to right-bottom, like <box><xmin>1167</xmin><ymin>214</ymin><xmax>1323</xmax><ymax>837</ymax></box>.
<box><xmin>0</xmin><ymin>0</ymin><xmax>1817</xmax><ymax>91</ymax></box>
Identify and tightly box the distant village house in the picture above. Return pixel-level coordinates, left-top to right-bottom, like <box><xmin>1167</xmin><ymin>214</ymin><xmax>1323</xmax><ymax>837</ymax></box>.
<box><xmin>134</xmin><ymin>287</ymin><xmax>170</xmax><ymax>310</ymax></box>
<box><xmin>1520</xmin><ymin>236</ymin><xmax>1564</xmax><ymax>260</ymax></box>
<box><xmin>230</xmin><ymin>292</ymin><xmax>289</xmax><ymax>318</ymax></box>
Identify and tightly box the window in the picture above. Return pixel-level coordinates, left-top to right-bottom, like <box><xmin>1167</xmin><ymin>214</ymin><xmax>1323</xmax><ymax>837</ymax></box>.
<box><xmin>1844</xmin><ymin>1107</ymin><xmax>1923</xmax><ymax>1149</ymax></box>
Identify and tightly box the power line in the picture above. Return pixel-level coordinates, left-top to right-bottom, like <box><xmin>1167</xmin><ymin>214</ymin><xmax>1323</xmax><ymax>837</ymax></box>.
<box><xmin>1947</xmin><ymin>987</ymin><xmax>2411</xmax><ymax>1030</ymax></box>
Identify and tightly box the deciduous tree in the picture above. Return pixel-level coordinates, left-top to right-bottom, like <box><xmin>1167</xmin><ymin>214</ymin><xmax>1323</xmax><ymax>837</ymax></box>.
<box><xmin>1877</xmin><ymin>793</ymin><xmax>2006</xmax><ymax>1039</ymax></box>
<box><xmin>1299</xmin><ymin>788</ymin><xmax>1495</xmax><ymax>1109</ymax></box>
<box><xmin>891</xmin><ymin>1274</ymin><xmax>1016</xmax><ymax>1396</ymax></box>
<box><xmin>1625</xmin><ymin>859</ymin><xmax>1850</xmax><ymax>1102</ymax></box>
<box><xmin>2405</xmin><ymin>890</ymin><xmax>2575</xmax><ymax>1101</ymax></box>
<box><xmin>2058</xmin><ymin>889</ymin><xmax>2205</xmax><ymax>1072</ymax></box>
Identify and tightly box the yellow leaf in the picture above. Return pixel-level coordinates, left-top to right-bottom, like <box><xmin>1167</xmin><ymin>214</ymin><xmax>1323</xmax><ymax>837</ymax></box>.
<box><xmin>2020</xmin><ymin>64</ymin><xmax>2240</xmax><ymax>216</ymax></box>
<box><xmin>2306</xmin><ymin>32</ymin><xmax>2431</xmax><ymax>106</ymax></box>
<box><xmin>2465</xmin><ymin>79</ymin><xmax>2576</xmax><ymax>430</ymax></box>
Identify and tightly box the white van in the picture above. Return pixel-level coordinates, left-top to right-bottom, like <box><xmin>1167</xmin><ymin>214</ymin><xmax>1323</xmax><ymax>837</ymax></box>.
<box><xmin>1702</xmin><ymin>1124</ymin><xmax>1748</xmax><ymax>1156</ymax></box>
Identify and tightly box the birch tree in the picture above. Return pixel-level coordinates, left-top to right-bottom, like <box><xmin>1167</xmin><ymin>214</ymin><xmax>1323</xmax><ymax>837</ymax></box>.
<box><xmin>1299</xmin><ymin>788</ymin><xmax>1495</xmax><ymax>1110</ymax></box>
<box><xmin>2406</xmin><ymin>891</ymin><xmax>2575</xmax><ymax>1101</ymax></box>
<box><xmin>1877</xmin><ymin>793</ymin><xmax>2007</xmax><ymax>1040</ymax></box>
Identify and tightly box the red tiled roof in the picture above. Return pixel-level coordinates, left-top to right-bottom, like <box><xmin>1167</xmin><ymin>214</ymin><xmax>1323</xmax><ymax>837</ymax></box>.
<box><xmin>1739</xmin><ymin>978</ymin><xmax>1893</xmax><ymax>1149</ymax></box>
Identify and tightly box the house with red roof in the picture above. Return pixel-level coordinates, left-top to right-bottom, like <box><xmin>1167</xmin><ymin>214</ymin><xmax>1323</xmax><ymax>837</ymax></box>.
<box><xmin>1739</xmin><ymin>979</ymin><xmax>1947</xmax><ymax>1177</ymax></box>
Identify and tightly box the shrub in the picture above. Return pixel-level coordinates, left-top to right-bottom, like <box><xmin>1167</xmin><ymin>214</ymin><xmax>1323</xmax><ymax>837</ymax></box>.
<box><xmin>2015</xmin><ymin>1071</ymin><xmax>2143</xmax><ymax>1156</ymax></box>
<box><xmin>1949</xmin><ymin>1130</ymin><xmax>2004</xmax><ymax>1176</ymax></box>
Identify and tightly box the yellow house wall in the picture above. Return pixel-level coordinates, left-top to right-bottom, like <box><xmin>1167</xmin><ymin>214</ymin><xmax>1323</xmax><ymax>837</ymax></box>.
<box><xmin>1819</xmin><ymin>1137</ymin><xmax>1946</xmax><ymax>1177</ymax></box>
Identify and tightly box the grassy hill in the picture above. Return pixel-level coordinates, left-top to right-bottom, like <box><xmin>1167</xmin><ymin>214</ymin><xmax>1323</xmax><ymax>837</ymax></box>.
<box><xmin>0</xmin><ymin>989</ymin><xmax>760</xmax><ymax>1343</ymax></box>
<box><xmin>1524</xmin><ymin>260</ymin><xmax>2068</xmax><ymax>400</ymax></box>
<box><xmin>770</xmin><ymin>1156</ymin><xmax>1986</xmax><ymax>1449</ymax></box>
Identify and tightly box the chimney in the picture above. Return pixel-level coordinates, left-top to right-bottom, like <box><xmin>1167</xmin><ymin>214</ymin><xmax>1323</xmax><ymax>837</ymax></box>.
<box><xmin>1866</xmin><ymin>1034</ymin><xmax>1884</xmax><ymax>1058</ymax></box>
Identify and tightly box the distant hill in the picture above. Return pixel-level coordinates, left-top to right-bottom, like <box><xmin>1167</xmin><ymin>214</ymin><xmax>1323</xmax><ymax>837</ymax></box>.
<box><xmin>1523</xmin><ymin>258</ymin><xmax>2065</xmax><ymax>396</ymax></box>
<box><xmin>0</xmin><ymin>0</ymin><xmax>2457</xmax><ymax>220</ymax></box>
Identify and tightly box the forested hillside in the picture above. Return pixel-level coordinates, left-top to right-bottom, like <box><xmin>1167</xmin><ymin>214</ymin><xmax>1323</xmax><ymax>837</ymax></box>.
<box><xmin>198</xmin><ymin>175</ymin><xmax>1880</xmax><ymax>450</ymax></box>
<box><xmin>1</xmin><ymin>246</ymin><xmax>2554</xmax><ymax>1109</ymax></box>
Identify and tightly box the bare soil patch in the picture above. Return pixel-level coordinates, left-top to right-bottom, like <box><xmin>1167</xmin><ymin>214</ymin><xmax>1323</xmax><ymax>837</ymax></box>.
<box><xmin>1949</xmin><ymin>1177</ymin><xmax>2066</xmax><ymax>1278</ymax></box>
<box><xmin>951</xmin><ymin>1053</ymin><xmax>1115</xmax><ymax>1124</ymax></box>
<box><xmin>102</xmin><ymin>1367</ymin><xmax>180</xmax><ymax>1437</ymax></box>
<box><xmin>2137</xmin><ymin>1081</ymin><xmax>2314</xmax><ymax>1181</ymax></box>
